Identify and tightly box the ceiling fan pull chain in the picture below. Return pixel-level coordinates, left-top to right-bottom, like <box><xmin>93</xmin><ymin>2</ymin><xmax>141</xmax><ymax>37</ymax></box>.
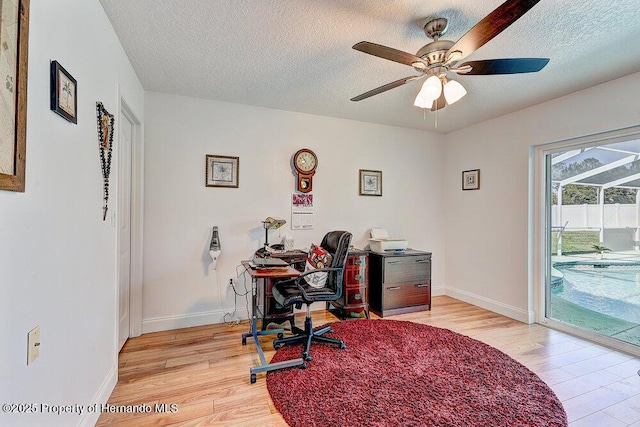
<box><xmin>435</xmin><ymin>104</ymin><xmax>438</xmax><ymax>128</ymax></box>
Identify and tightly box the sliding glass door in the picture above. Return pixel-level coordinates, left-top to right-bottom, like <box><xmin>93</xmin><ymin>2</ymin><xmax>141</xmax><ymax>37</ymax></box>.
<box><xmin>541</xmin><ymin>129</ymin><xmax>640</xmax><ymax>354</ymax></box>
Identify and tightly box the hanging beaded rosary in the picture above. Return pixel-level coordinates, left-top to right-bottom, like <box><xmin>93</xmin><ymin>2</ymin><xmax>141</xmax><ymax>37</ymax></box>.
<box><xmin>96</xmin><ymin>102</ymin><xmax>114</xmax><ymax>221</ymax></box>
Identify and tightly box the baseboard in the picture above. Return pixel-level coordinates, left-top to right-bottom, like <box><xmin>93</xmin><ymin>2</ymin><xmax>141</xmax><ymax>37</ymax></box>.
<box><xmin>78</xmin><ymin>362</ymin><xmax>118</xmax><ymax>427</ymax></box>
<box><xmin>445</xmin><ymin>286</ymin><xmax>534</xmax><ymax>324</ymax></box>
<box><xmin>431</xmin><ymin>284</ymin><xmax>445</xmax><ymax>296</ymax></box>
<box><xmin>142</xmin><ymin>309</ymin><xmax>234</xmax><ymax>333</ymax></box>
<box><xmin>143</xmin><ymin>286</ymin><xmax>451</xmax><ymax>333</ymax></box>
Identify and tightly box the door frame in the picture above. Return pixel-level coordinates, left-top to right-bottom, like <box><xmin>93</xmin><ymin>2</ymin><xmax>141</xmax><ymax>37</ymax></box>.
<box><xmin>117</xmin><ymin>88</ymin><xmax>144</xmax><ymax>340</ymax></box>
<box><xmin>533</xmin><ymin>124</ymin><xmax>640</xmax><ymax>357</ymax></box>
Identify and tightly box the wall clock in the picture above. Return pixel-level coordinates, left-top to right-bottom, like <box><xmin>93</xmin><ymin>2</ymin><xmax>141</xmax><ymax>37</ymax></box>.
<box><xmin>293</xmin><ymin>148</ymin><xmax>317</xmax><ymax>193</ymax></box>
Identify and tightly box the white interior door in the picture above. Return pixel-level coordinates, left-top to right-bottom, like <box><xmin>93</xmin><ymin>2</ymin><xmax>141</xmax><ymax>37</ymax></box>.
<box><xmin>118</xmin><ymin>111</ymin><xmax>134</xmax><ymax>351</ymax></box>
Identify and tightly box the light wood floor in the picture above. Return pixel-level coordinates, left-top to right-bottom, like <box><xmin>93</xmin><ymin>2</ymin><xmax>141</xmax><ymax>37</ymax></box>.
<box><xmin>96</xmin><ymin>296</ymin><xmax>640</xmax><ymax>426</ymax></box>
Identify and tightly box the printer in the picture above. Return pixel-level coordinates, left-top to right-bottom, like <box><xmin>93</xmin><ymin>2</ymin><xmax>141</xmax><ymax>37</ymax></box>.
<box><xmin>368</xmin><ymin>228</ymin><xmax>408</xmax><ymax>253</ymax></box>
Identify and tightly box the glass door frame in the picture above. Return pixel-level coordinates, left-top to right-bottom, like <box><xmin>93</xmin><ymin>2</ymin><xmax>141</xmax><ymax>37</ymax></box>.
<box><xmin>533</xmin><ymin>124</ymin><xmax>640</xmax><ymax>357</ymax></box>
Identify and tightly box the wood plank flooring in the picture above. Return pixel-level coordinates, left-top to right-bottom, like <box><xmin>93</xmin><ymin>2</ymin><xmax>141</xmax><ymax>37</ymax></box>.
<box><xmin>96</xmin><ymin>296</ymin><xmax>640</xmax><ymax>426</ymax></box>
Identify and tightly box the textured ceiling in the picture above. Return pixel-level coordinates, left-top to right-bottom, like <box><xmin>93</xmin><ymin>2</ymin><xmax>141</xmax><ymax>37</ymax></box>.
<box><xmin>99</xmin><ymin>0</ymin><xmax>640</xmax><ymax>133</ymax></box>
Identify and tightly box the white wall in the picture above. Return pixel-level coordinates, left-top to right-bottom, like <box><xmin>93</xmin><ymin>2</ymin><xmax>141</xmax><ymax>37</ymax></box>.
<box><xmin>0</xmin><ymin>1</ymin><xmax>144</xmax><ymax>426</ymax></box>
<box><xmin>444</xmin><ymin>72</ymin><xmax>640</xmax><ymax>322</ymax></box>
<box><xmin>142</xmin><ymin>91</ymin><xmax>446</xmax><ymax>331</ymax></box>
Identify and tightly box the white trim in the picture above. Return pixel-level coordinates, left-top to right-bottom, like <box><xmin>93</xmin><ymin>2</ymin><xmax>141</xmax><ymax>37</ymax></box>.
<box><xmin>533</xmin><ymin>124</ymin><xmax>640</xmax><ymax>351</ymax></box>
<box><xmin>117</xmin><ymin>86</ymin><xmax>144</xmax><ymax>339</ymax></box>
<box><xmin>431</xmin><ymin>284</ymin><xmax>445</xmax><ymax>296</ymax></box>
<box><xmin>78</xmin><ymin>362</ymin><xmax>118</xmax><ymax>427</ymax></box>
<box><xmin>142</xmin><ymin>309</ymin><xmax>237</xmax><ymax>334</ymax></box>
<box><xmin>445</xmin><ymin>286</ymin><xmax>534</xmax><ymax>324</ymax></box>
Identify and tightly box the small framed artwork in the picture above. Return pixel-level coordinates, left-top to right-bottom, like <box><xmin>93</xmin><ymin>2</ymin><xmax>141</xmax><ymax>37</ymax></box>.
<box><xmin>359</xmin><ymin>169</ymin><xmax>382</xmax><ymax>196</ymax></box>
<box><xmin>462</xmin><ymin>169</ymin><xmax>480</xmax><ymax>190</ymax></box>
<box><xmin>50</xmin><ymin>60</ymin><xmax>77</xmax><ymax>124</ymax></box>
<box><xmin>206</xmin><ymin>155</ymin><xmax>239</xmax><ymax>188</ymax></box>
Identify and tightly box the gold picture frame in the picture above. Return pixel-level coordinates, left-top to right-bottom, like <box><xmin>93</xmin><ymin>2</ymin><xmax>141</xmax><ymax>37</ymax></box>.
<box><xmin>206</xmin><ymin>155</ymin><xmax>239</xmax><ymax>188</ymax></box>
<box><xmin>0</xmin><ymin>0</ymin><xmax>29</xmax><ymax>192</ymax></box>
<box><xmin>359</xmin><ymin>169</ymin><xmax>382</xmax><ymax>196</ymax></box>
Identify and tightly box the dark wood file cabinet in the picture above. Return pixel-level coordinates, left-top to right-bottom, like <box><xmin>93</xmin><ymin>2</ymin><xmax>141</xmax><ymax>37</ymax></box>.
<box><xmin>369</xmin><ymin>249</ymin><xmax>432</xmax><ymax>317</ymax></box>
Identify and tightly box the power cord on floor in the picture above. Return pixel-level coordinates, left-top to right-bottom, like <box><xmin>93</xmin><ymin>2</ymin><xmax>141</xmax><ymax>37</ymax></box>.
<box><xmin>221</xmin><ymin>265</ymin><xmax>252</xmax><ymax>326</ymax></box>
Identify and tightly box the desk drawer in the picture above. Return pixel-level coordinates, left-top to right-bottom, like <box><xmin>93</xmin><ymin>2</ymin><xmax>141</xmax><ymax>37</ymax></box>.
<box><xmin>347</xmin><ymin>254</ymin><xmax>366</xmax><ymax>267</ymax></box>
<box><xmin>384</xmin><ymin>256</ymin><xmax>430</xmax><ymax>283</ymax></box>
<box><xmin>344</xmin><ymin>266</ymin><xmax>366</xmax><ymax>285</ymax></box>
<box><xmin>344</xmin><ymin>284</ymin><xmax>368</xmax><ymax>306</ymax></box>
<box><xmin>383</xmin><ymin>281</ymin><xmax>430</xmax><ymax>310</ymax></box>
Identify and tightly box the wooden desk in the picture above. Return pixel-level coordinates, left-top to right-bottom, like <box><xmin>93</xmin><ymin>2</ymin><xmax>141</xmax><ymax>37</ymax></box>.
<box><xmin>256</xmin><ymin>253</ymin><xmax>306</xmax><ymax>331</ymax></box>
<box><xmin>240</xmin><ymin>261</ymin><xmax>305</xmax><ymax>383</ymax></box>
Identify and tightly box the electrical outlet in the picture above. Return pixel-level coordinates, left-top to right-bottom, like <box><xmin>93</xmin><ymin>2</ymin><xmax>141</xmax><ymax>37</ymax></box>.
<box><xmin>229</xmin><ymin>278</ymin><xmax>233</xmax><ymax>286</ymax></box>
<box><xmin>27</xmin><ymin>326</ymin><xmax>40</xmax><ymax>365</ymax></box>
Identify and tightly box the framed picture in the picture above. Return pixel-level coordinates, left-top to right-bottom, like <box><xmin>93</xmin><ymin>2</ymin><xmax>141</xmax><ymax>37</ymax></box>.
<box><xmin>50</xmin><ymin>60</ymin><xmax>77</xmax><ymax>124</ymax></box>
<box><xmin>359</xmin><ymin>169</ymin><xmax>382</xmax><ymax>196</ymax></box>
<box><xmin>462</xmin><ymin>169</ymin><xmax>480</xmax><ymax>190</ymax></box>
<box><xmin>0</xmin><ymin>0</ymin><xmax>29</xmax><ymax>192</ymax></box>
<box><xmin>206</xmin><ymin>155</ymin><xmax>239</xmax><ymax>188</ymax></box>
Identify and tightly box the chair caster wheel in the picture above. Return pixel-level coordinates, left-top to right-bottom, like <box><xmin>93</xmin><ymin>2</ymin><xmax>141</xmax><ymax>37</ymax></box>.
<box><xmin>303</xmin><ymin>353</ymin><xmax>312</xmax><ymax>362</ymax></box>
<box><xmin>340</xmin><ymin>343</ymin><xmax>347</xmax><ymax>350</ymax></box>
<box><xmin>299</xmin><ymin>362</ymin><xmax>308</xmax><ymax>370</ymax></box>
<box><xmin>273</xmin><ymin>342</ymin><xmax>284</xmax><ymax>350</ymax></box>
<box><xmin>250</xmin><ymin>373</ymin><xmax>256</xmax><ymax>384</ymax></box>
<box><xmin>242</xmin><ymin>337</ymin><xmax>246</xmax><ymax>345</ymax></box>
<box><xmin>277</xmin><ymin>332</ymin><xmax>284</xmax><ymax>339</ymax></box>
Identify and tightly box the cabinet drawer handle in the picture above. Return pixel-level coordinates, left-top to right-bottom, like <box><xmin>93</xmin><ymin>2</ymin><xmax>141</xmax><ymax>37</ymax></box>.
<box><xmin>415</xmin><ymin>283</ymin><xmax>429</xmax><ymax>288</ymax></box>
<box><xmin>387</xmin><ymin>286</ymin><xmax>401</xmax><ymax>291</ymax></box>
<box><xmin>354</xmin><ymin>259</ymin><xmax>362</xmax><ymax>265</ymax></box>
<box><xmin>354</xmin><ymin>274</ymin><xmax>362</xmax><ymax>281</ymax></box>
<box><xmin>416</xmin><ymin>259</ymin><xmax>429</xmax><ymax>263</ymax></box>
<box><xmin>387</xmin><ymin>260</ymin><xmax>401</xmax><ymax>264</ymax></box>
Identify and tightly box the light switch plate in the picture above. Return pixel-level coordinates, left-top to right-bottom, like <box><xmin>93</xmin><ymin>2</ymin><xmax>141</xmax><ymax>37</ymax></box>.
<box><xmin>27</xmin><ymin>326</ymin><xmax>40</xmax><ymax>365</ymax></box>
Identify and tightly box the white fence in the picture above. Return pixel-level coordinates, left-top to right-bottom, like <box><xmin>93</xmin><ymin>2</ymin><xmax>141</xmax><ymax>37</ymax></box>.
<box><xmin>552</xmin><ymin>204</ymin><xmax>638</xmax><ymax>229</ymax></box>
<box><xmin>552</xmin><ymin>204</ymin><xmax>639</xmax><ymax>252</ymax></box>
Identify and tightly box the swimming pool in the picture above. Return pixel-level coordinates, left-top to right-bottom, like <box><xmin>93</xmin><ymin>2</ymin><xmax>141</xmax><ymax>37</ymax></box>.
<box><xmin>553</xmin><ymin>263</ymin><xmax>640</xmax><ymax>324</ymax></box>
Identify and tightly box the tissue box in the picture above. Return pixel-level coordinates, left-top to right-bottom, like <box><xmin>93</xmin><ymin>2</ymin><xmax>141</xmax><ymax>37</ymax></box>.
<box><xmin>369</xmin><ymin>238</ymin><xmax>408</xmax><ymax>253</ymax></box>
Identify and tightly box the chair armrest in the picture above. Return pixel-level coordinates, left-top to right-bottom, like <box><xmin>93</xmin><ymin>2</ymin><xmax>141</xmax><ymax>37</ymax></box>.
<box><xmin>273</xmin><ymin>266</ymin><xmax>343</xmax><ymax>302</ymax></box>
<box><xmin>293</xmin><ymin>267</ymin><xmax>342</xmax><ymax>300</ymax></box>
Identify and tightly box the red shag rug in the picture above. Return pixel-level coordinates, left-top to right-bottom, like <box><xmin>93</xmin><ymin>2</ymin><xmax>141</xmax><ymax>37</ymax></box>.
<box><xmin>267</xmin><ymin>319</ymin><xmax>567</xmax><ymax>427</ymax></box>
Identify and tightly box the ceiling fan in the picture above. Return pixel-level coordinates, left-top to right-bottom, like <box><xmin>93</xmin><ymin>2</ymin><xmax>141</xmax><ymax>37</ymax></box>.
<box><xmin>351</xmin><ymin>0</ymin><xmax>549</xmax><ymax>111</ymax></box>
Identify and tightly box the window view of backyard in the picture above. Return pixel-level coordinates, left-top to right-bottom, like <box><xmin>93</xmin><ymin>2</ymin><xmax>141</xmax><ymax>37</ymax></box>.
<box><xmin>548</xmin><ymin>140</ymin><xmax>640</xmax><ymax>348</ymax></box>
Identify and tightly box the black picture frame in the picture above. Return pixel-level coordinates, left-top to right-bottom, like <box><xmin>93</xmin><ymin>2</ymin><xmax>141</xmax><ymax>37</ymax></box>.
<box><xmin>50</xmin><ymin>60</ymin><xmax>77</xmax><ymax>124</ymax></box>
<box><xmin>462</xmin><ymin>169</ymin><xmax>480</xmax><ymax>190</ymax></box>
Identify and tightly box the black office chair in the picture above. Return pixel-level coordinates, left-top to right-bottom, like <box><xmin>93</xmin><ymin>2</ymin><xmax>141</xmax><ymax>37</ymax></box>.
<box><xmin>272</xmin><ymin>230</ymin><xmax>352</xmax><ymax>361</ymax></box>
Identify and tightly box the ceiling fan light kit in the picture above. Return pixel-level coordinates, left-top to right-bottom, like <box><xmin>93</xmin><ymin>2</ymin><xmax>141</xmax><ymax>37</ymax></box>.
<box><xmin>443</xmin><ymin>79</ymin><xmax>467</xmax><ymax>105</ymax></box>
<box><xmin>414</xmin><ymin>74</ymin><xmax>467</xmax><ymax>109</ymax></box>
<box><xmin>416</xmin><ymin>75</ymin><xmax>442</xmax><ymax>105</ymax></box>
<box><xmin>351</xmin><ymin>0</ymin><xmax>549</xmax><ymax>111</ymax></box>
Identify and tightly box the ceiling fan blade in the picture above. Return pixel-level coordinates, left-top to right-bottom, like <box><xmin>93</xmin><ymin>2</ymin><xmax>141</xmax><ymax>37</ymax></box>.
<box><xmin>431</xmin><ymin>92</ymin><xmax>447</xmax><ymax>111</ymax></box>
<box><xmin>353</xmin><ymin>41</ymin><xmax>427</xmax><ymax>68</ymax></box>
<box><xmin>351</xmin><ymin>76</ymin><xmax>422</xmax><ymax>102</ymax></box>
<box><xmin>446</xmin><ymin>0</ymin><xmax>542</xmax><ymax>62</ymax></box>
<box><xmin>453</xmin><ymin>58</ymin><xmax>549</xmax><ymax>75</ymax></box>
